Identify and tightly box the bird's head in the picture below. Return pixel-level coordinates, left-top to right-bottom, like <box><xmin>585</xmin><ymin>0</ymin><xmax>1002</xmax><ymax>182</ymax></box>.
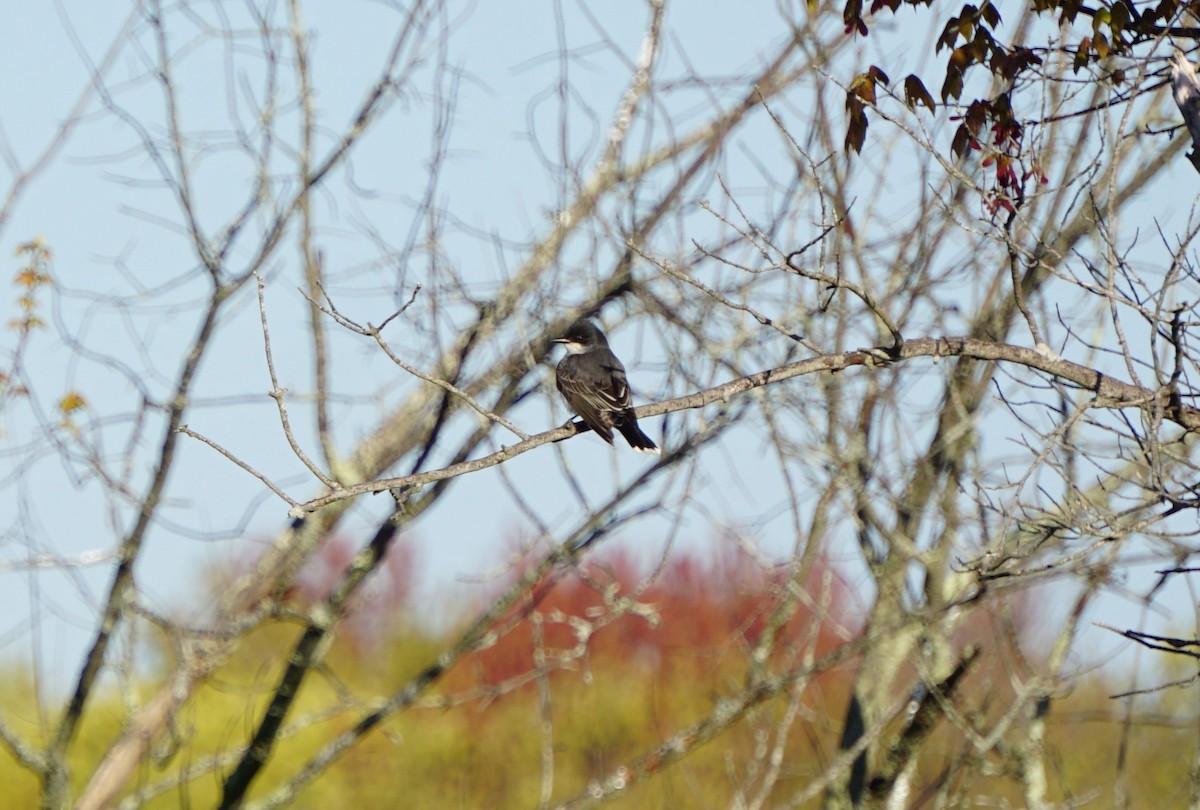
<box><xmin>553</xmin><ymin>319</ymin><xmax>607</xmax><ymax>354</ymax></box>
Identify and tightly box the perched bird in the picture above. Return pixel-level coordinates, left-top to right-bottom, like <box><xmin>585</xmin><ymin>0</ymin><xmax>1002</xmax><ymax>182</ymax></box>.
<box><xmin>553</xmin><ymin>319</ymin><xmax>659</xmax><ymax>453</ymax></box>
<box><xmin>1171</xmin><ymin>47</ymin><xmax>1200</xmax><ymax>173</ymax></box>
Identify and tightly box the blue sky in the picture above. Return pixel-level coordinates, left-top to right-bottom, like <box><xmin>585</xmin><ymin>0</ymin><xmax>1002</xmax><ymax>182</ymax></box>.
<box><xmin>0</xmin><ymin>0</ymin><xmax>1194</xmax><ymax>698</ymax></box>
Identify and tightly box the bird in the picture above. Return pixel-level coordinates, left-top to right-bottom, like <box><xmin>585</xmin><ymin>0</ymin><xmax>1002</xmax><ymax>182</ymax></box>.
<box><xmin>553</xmin><ymin>319</ymin><xmax>659</xmax><ymax>453</ymax></box>
<box><xmin>1170</xmin><ymin>47</ymin><xmax>1200</xmax><ymax>173</ymax></box>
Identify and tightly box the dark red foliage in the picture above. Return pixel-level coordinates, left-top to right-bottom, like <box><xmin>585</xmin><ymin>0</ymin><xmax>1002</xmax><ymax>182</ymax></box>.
<box><xmin>451</xmin><ymin>543</ymin><xmax>853</xmax><ymax>690</ymax></box>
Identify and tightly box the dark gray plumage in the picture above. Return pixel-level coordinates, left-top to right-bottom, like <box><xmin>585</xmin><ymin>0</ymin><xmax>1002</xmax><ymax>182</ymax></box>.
<box><xmin>1171</xmin><ymin>48</ymin><xmax>1200</xmax><ymax>173</ymax></box>
<box><xmin>553</xmin><ymin>319</ymin><xmax>658</xmax><ymax>453</ymax></box>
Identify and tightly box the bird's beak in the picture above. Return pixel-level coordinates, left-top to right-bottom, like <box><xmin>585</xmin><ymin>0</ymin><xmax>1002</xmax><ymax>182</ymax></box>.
<box><xmin>552</xmin><ymin>337</ymin><xmax>568</xmax><ymax>344</ymax></box>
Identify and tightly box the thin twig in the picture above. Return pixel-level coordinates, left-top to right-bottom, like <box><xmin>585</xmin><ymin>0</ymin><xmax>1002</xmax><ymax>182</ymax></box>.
<box><xmin>255</xmin><ymin>273</ymin><xmax>338</xmax><ymax>487</ymax></box>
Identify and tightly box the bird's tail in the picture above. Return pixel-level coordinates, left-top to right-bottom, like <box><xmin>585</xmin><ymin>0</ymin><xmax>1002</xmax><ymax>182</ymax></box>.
<box><xmin>617</xmin><ymin>415</ymin><xmax>659</xmax><ymax>454</ymax></box>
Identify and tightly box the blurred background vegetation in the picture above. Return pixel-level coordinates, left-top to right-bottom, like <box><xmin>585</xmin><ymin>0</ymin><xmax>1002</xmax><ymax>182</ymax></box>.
<box><xmin>0</xmin><ymin>534</ymin><xmax>1188</xmax><ymax>808</ymax></box>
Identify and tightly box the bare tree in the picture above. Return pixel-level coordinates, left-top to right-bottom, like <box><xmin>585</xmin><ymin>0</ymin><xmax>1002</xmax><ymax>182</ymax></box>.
<box><xmin>2</xmin><ymin>0</ymin><xmax>1200</xmax><ymax>807</ymax></box>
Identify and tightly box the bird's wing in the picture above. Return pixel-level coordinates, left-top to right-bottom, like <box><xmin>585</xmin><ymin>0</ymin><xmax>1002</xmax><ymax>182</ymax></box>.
<box><xmin>561</xmin><ymin>350</ymin><xmax>631</xmax><ymax>406</ymax></box>
<box><xmin>590</xmin><ymin>351</ymin><xmax>632</xmax><ymax>409</ymax></box>
<box><xmin>556</xmin><ymin>355</ymin><xmax>617</xmax><ymax>442</ymax></box>
<box><xmin>1172</xmin><ymin>49</ymin><xmax>1200</xmax><ymax>151</ymax></box>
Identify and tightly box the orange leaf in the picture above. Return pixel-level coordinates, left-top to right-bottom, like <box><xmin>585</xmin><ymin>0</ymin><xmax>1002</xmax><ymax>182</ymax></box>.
<box><xmin>59</xmin><ymin>391</ymin><xmax>88</xmax><ymax>415</ymax></box>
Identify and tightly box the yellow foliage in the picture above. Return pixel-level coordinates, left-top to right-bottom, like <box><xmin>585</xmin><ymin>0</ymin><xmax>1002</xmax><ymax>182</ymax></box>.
<box><xmin>8</xmin><ymin>236</ymin><xmax>53</xmax><ymax>335</ymax></box>
<box><xmin>0</xmin><ymin>624</ymin><xmax>1194</xmax><ymax>807</ymax></box>
<box><xmin>13</xmin><ymin>235</ymin><xmax>48</xmax><ymax>257</ymax></box>
<box><xmin>58</xmin><ymin>392</ymin><xmax>87</xmax><ymax>415</ymax></box>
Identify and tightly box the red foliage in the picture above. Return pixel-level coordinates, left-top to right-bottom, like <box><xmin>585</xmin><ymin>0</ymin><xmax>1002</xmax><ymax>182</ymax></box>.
<box><xmin>451</xmin><ymin>541</ymin><xmax>854</xmax><ymax>691</ymax></box>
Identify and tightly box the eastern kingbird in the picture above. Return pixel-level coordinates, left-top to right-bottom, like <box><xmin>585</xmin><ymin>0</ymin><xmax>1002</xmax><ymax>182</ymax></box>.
<box><xmin>553</xmin><ymin>319</ymin><xmax>659</xmax><ymax>453</ymax></box>
<box><xmin>1172</xmin><ymin>48</ymin><xmax>1200</xmax><ymax>171</ymax></box>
